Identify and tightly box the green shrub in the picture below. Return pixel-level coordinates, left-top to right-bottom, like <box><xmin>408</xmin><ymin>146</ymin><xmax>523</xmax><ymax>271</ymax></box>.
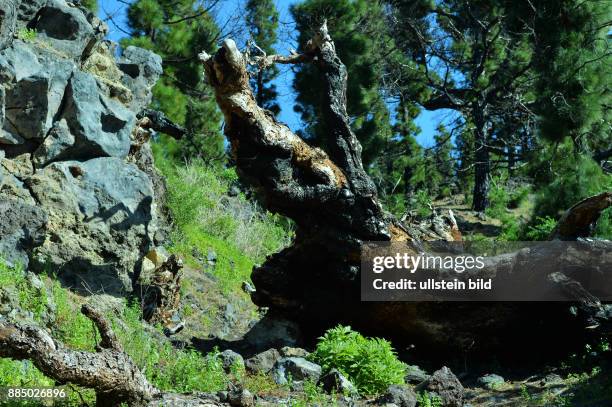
<box><xmin>50</xmin><ymin>278</ymin><xmax>97</xmax><ymax>351</ymax></box>
<box><xmin>0</xmin><ymin>260</ymin><xmax>48</xmax><ymax>323</ymax></box>
<box><xmin>417</xmin><ymin>391</ymin><xmax>443</xmax><ymax>407</ymax></box>
<box><xmin>309</xmin><ymin>325</ymin><xmax>407</xmax><ymax>395</ymax></box>
<box><xmin>113</xmin><ymin>303</ymin><xmax>228</xmax><ymax>393</ymax></box>
<box><xmin>485</xmin><ymin>179</ymin><xmax>510</xmax><ymax>220</ymax></box>
<box><xmin>525</xmin><ymin>216</ymin><xmax>558</xmax><ymax>241</ymax></box>
<box><xmin>0</xmin><ymin>259</ymin><xmax>228</xmax><ymax>399</ymax></box>
<box><xmin>17</xmin><ymin>28</ymin><xmax>37</xmax><ymax>42</ymax></box>
<box><xmin>509</xmin><ymin>185</ymin><xmax>530</xmax><ymax>209</ymax></box>
<box><xmin>532</xmin><ymin>148</ymin><xmax>612</xmax><ymax>238</ymax></box>
<box><xmin>414</xmin><ymin>189</ymin><xmax>433</xmax><ymax>218</ymax></box>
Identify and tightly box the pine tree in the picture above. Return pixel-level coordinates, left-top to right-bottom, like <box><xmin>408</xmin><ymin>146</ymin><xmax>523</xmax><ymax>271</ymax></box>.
<box><xmin>373</xmin><ymin>97</ymin><xmax>422</xmax><ymax>216</ymax></box>
<box><xmin>386</xmin><ymin>0</ymin><xmax>611</xmax><ymax>211</ymax></box>
<box><xmin>123</xmin><ymin>0</ymin><xmax>224</xmax><ymax>162</ymax></box>
<box><xmin>81</xmin><ymin>0</ymin><xmax>97</xmax><ymax>12</ymax></box>
<box><xmin>432</xmin><ymin>125</ymin><xmax>454</xmax><ymax>197</ymax></box>
<box><xmin>527</xmin><ymin>0</ymin><xmax>611</xmax><ymax>234</ymax></box>
<box><xmin>386</xmin><ymin>0</ymin><xmax>538</xmax><ymax>211</ymax></box>
<box><xmin>290</xmin><ymin>0</ymin><xmax>394</xmax><ymax>166</ymax></box>
<box><xmin>245</xmin><ymin>0</ymin><xmax>280</xmax><ymax>115</ymax></box>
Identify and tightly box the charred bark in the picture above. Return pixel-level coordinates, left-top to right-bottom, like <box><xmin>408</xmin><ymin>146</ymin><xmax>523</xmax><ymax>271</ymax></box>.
<box><xmin>199</xmin><ymin>24</ymin><xmax>612</xmax><ymax>360</ymax></box>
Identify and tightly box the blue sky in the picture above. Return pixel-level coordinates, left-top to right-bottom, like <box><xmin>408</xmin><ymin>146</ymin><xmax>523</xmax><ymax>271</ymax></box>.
<box><xmin>98</xmin><ymin>0</ymin><xmax>445</xmax><ymax>147</ymax></box>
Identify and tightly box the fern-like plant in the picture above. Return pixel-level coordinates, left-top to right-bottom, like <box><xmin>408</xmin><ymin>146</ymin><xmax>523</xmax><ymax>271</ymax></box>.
<box><xmin>309</xmin><ymin>325</ymin><xmax>407</xmax><ymax>395</ymax></box>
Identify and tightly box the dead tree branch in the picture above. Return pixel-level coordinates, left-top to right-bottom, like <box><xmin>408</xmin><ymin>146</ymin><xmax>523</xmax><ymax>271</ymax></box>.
<box><xmin>0</xmin><ymin>305</ymin><xmax>228</xmax><ymax>406</ymax></box>
<box><xmin>0</xmin><ymin>306</ymin><xmax>157</xmax><ymax>406</ymax></box>
<box><xmin>550</xmin><ymin>191</ymin><xmax>612</xmax><ymax>240</ymax></box>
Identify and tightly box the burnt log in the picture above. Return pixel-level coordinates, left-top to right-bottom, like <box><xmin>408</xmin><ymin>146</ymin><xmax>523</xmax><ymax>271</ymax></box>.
<box><xmin>199</xmin><ymin>24</ymin><xmax>612</xmax><ymax>361</ymax></box>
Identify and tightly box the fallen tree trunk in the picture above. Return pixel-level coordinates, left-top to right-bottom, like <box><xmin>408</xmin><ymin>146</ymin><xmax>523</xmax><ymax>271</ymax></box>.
<box><xmin>200</xmin><ymin>24</ymin><xmax>612</xmax><ymax>360</ymax></box>
<box><xmin>0</xmin><ymin>305</ymin><xmax>226</xmax><ymax>406</ymax></box>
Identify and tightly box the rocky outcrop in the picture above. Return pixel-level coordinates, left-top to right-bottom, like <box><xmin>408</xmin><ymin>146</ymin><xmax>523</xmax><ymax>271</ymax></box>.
<box><xmin>0</xmin><ymin>0</ymin><xmax>167</xmax><ymax>295</ymax></box>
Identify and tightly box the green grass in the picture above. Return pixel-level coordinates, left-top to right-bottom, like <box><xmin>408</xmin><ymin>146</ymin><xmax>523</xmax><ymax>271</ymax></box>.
<box><xmin>153</xmin><ymin>144</ymin><xmax>292</xmax><ymax>295</ymax></box>
<box><xmin>309</xmin><ymin>325</ymin><xmax>407</xmax><ymax>395</ymax></box>
<box><xmin>0</xmin><ymin>259</ymin><xmax>229</xmax><ymax>402</ymax></box>
<box><xmin>112</xmin><ymin>303</ymin><xmax>228</xmax><ymax>393</ymax></box>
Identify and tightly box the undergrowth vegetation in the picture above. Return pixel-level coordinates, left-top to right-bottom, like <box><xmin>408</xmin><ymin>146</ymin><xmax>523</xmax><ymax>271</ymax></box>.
<box><xmin>153</xmin><ymin>142</ymin><xmax>292</xmax><ymax>294</ymax></box>
<box><xmin>309</xmin><ymin>325</ymin><xmax>407</xmax><ymax>395</ymax></box>
<box><xmin>0</xmin><ymin>259</ymin><xmax>228</xmax><ymax>405</ymax></box>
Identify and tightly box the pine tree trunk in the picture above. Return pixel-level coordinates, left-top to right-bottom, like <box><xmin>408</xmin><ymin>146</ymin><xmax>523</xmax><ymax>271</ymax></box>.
<box><xmin>472</xmin><ymin>104</ymin><xmax>490</xmax><ymax>212</ymax></box>
<box><xmin>508</xmin><ymin>144</ymin><xmax>516</xmax><ymax>178</ymax></box>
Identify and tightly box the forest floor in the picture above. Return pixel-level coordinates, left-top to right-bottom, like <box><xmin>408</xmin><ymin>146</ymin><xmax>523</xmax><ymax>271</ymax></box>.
<box><xmin>432</xmin><ymin>193</ymin><xmax>535</xmax><ymax>238</ymax></box>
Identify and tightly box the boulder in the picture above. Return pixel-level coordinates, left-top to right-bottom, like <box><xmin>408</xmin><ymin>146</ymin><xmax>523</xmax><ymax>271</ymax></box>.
<box><xmin>0</xmin><ymin>46</ymin><xmax>74</xmax><ymax>145</ymax></box>
<box><xmin>0</xmin><ymin>198</ymin><xmax>47</xmax><ymax>267</ymax></box>
<box><xmin>405</xmin><ymin>365</ymin><xmax>430</xmax><ymax>385</ymax></box>
<box><xmin>271</xmin><ymin>357</ymin><xmax>322</xmax><ymax>385</ymax></box>
<box><xmin>221</xmin><ymin>350</ymin><xmax>245</xmax><ymax>373</ymax></box>
<box><xmin>318</xmin><ymin>368</ymin><xmax>358</xmax><ymax>395</ymax></box>
<box><xmin>0</xmin><ymin>0</ymin><xmax>16</xmax><ymax>50</ymax></box>
<box><xmin>227</xmin><ymin>388</ymin><xmax>254</xmax><ymax>407</ymax></box>
<box><xmin>32</xmin><ymin>119</ymin><xmax>75</xmax><ymax>166</ymax></box>
<box><xmin>29</xmin><ymin>0</ymin><xmax>96</xmax><ymax>59</ymax></box>
<box><xmin>0</xmin><ymin>0</ymin><xmax>165</xmax><ymax>298</ymax></box>
<box><xmin>279</xmin><ymin>346</ymin><xmax>310</xmax><ymax>358</ymax></box>
<box><xmin>375</xmin><ymin>384</ymin><xmax>417</xmax><ymax>407</ymax></box>
<box><xmin>244</xmin><ymin>348</ymin><xmax>280</xmax><ymax>374</ymax></box>
<box><xmin>27</xmin><ymin>157</ymin><xmax>156</xmax><ymax>294</ymax></box>
<box><xmin>416</xmin><ymin>367</ymin><xmax>464</xmax><ymax>407</ymax></box>
<box><xmin>60</xmin><ymin>71</ymin><xmax>135</xmax><ymax>159</ymax></box>
<box><xmin>118</xmin><ymin>46</ymin><xmax>163</xmax><ymax>113</ymax></box>
<box><xmin>477</xmin><ymin>373</ymin><xmax>504</xmax><ymax>389</ymax></box>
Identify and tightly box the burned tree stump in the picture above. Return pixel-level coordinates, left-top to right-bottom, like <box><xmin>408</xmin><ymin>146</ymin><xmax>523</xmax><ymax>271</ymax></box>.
<box><xmin>199</xmin><ymin>23</ymin><xmax>612</xmax><ymax>360</ymax></box>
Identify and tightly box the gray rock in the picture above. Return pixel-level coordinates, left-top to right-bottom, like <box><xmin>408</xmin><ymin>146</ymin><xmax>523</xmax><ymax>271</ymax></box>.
<box><xmin>118</xmin><ymin>46</ymin><xmax>163</xmax><ymax>113</ymax></box>
<box><xmin>375</xmin><ymin>384</ymin><xmax>417</xmax><ymax>407</ymax></box>
<box><xmin>477</xmin><ymin>373</ymin><xmax>504</xmax><ymax>389</ymax></box>
<box><xmin>31</xmin><ymin>0</ymin><xmax>96</xmax><ymax>60</ymax></box>
<box><xmin>405</xmin><ymin>365</ymin><xmax>430</xmax><ymax>385</ymax></box>
<box><xmin>279</xmin><ymin>346</ymin><xmax>309</xmax><ymax>358</ymax></box>
<box><xmin>242</xmin><ymin>314</ymin><xmax>302</xmax><ymax>352</ymax></box>
<box><xmin>318</xmin><ymin>368</ymin><xmax>358</xmax><ymax>395</ymax></box>
<box><xmin>221</xmin><ymin>350</ymin><xmax>245</xmax><ymax>373</ymax></box>
<box><xmin>0</xmin><ymin>198</ymin><xmax>47</xmax><ymax>267</ymax></box>
<box><xmin>0</xmin><ymin>0</ymin><xmax>166</xmax><ymax>298</ymax></box>
<box><xmin>416</xmin><ymin>366</ymin><xmax>464</xmax><ymax>407</ymax></box>
<box><xmin>27</xmin><ymin>157</ymin><xmax>156</xmax><ymax>294</ymax></box>
<box><xmin>0</xmin><ymin>46</ymin><xmax>74</xmax><ymax>144</ymax></box>
<box><xmin>0</xmin><ymin>0</ymin><xmax>16</xmax><ymax>50</ymax></box>
<box><xmin>271</xmin><ymin>357</ymin><xmax>322</xmax><ymax>385</ymax></box>
<box><xmin>60</xmin><ymin>71</ymin><xmax>135</xmax><ymax>159</ymax></box>
<box><xmin>3</xmin><ymin>75</ymin><xmax>49</xmax><ymax>140</ymax></box>
<box><xmin>228</xmin><ymin>388</ymin><xmax>254</xmax><ymax>407</ymax></box>
<box><xmin>32</xmin><ymin>119</ymin><xmax>75</xmax><ymax>166</ymax></box>
<box><xmin>245</xmin><ymin>348</ymin><xmax>280</xmax><ymax>374</ymax></box>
